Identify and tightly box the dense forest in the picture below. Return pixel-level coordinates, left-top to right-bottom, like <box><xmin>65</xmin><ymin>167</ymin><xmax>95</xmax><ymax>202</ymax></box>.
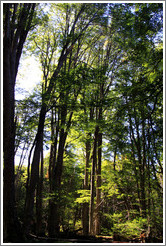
<box><xmin>3</xmin><ymin>2</ymin><xmax>163</xmax><ymax>243</ymax></box>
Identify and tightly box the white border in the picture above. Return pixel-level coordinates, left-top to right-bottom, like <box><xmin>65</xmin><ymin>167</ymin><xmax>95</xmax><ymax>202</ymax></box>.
<box><xmin>1</xmin><ymin>1</ymin><xmax>165</xmax><ymax>245</ymax></box>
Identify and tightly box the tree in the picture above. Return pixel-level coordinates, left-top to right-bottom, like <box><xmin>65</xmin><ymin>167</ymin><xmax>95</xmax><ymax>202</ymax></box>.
<box><xmin>24</xmin><ymin>3</ymin><xmax>107</xmax><ymax>235</ymax></box>
<box><xmin>107</xmin><ymin>2</ymin><xmax>163</xmax><ymax>238</ymax></box>
<box><xmin>3</xmin><ymin>3</ymin><xmax>36</xmax><ymax>241</ymax></box>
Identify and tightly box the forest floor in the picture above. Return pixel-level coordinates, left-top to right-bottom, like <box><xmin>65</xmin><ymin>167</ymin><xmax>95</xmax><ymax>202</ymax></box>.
<box><xmin>26</xmin><ymin>234</ymin><xmax>141</xmax><ymax>243</ymax></box>
<box><xmin>6</xmin><ymin>233</ymin><xmax>163</xmax><ymax>243</ymax></box>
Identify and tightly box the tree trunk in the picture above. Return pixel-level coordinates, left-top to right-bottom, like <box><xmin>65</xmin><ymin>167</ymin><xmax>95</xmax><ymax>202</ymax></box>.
<box><xmin>48</xmin><ymin>107</ymin><xmax>73</xmax><ymax>237</ymax></box>
<box><xmin>128</xmin><ymin>114</ymin><xmax>141</xmax><ymax>214</ymax></box>
<box><xmin>94</xmin><ymin>82</ymin><xmax>103</xmax><ymax>235</ymax></box>
<box><xmin>36</xmin><ymin>143</ymin><xmax>44</xmax><ymax>236</ymax></box>
<box><xmin>95</xmin><ymin>130</ymin><xmax>102</xmax><ymax>235</ymax></box>
<box><xmin>147</xmin><ymin>119</ymin><xmax>151</xmax><ymax>238</ymax></box>
<box><xmin>24</xmin><ymin>106</ymin><xmax>46</xmax><ymax>234</ymax></box>
<box><xmin>133</xmin><ymin>107</ymin><xmax>146</xmax><ymax>217</ymax></box>
<box><xmin>48</xmin><ymin>128</ymin><xmax>68</xmax><ymax>237</ymax></box>
<box><xmin>89</xmin><ymin>126</ymin><xmax>98</xmax><ymax>235</ymax></box>
<box><xmin>141</xmin><ymin>109</ymin><xmax>146</xmax><ymax>218</ymax></box>
<box><xmin>3</xmin><ymin>38</ymin><xmax>16</xmax><ymax>240</ymax></box>
<box><xmin>3</xmin><ymin>4</ymin><xmax>36</xmax><ymax>241</ymax></box>
<box><xmin>48</xmin><ymin>108</ymin><xmax>59</xmax><ymax>237</ymax></box>
<box><xmin>82</xmin><ymin>133</ymin><xmax>91</xmax><ymax>235</ymax></box>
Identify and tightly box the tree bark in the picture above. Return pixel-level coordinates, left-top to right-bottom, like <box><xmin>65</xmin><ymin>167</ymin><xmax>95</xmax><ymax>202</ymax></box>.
<box><xmin>36</xmin><ymin>142</ymin><xmax>44</xmax><ymax>236</ymax></box>
<box><xmin>141</xmin><ymin>109</ymin><xmax>146</xmax><ymax>218</ymax></box>
<box><xmin>48</xmin><ymin>108</ymin><xmax>58</xmax><ymax>236</ymax></box>
<box><xmin>128</xmin><ymin>113</ymin><xmax>141</xmax><ymax>214</ymax></box>
<box><xmin>89</xmin><ymin>126</ymin><xmax>98</xmax><ymax>235</ymax></box>
<box><xmin>95</xmin><ymin>129</ymin><xmax>102</xmax><ymax>235</ymax></box>
<box><xmin>24</xmin><ymin>105</ymin><xmax>46</xmax><ymax>234</ymax></box>
<box><xmin>48</xmin><ymin>107</ymin><xmax>73</xmax><ymax>237</ymax></box>
<box><xmin>133</xmin><ymin>107</ymin><xmax>146</xmax><ymax>217</ymax></box>
<box><xmin>94</xmin><ymin>82</ymin><xmax>103</xmax><ymax>235</ymax></box>
<box><xmin>3</xmin><ymin>3</ymin><xmax>36</xmax><ymax>241</ymax></box>
<box><xmin>3</xmin><ymin>36</ymin><xmax>16</xmax><ymax>240</ymax></box>
<box><xmin>82</xmin><ymin>133</ymin><xmax>91</xmax><ymax>235</ymax></box>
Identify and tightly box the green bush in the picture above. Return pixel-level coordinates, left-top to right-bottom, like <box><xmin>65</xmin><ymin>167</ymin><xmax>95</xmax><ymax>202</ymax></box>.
<box><xmin>112</xmin><ymin>213</ymin><xmax>148</xmax><ymax>240</ymax></box>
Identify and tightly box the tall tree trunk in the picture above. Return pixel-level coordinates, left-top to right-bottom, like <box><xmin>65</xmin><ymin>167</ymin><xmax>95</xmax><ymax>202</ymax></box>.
<box><xmin>147</xmin><ymin>119</ymin><xmax>151</xmax><ymax>238</ymax></box>
<box><xmin>3</xmin><ymin>4</ymin><xmax>36</xmax><ymax>241</ymax></box>
<box><xmin>48</xmin><ymin>108</ymin><xmax>73</xmax><ymax>237</ymax></box>
<box><xmin>128</xmin><ymin>114</ymin><xmax>141</xmax><ymax>215</ymax></box>
<box><xmin>36</xmin><ymin>142</ymin><xmax>44</xmax><ymax>236</ymax></box>
<box><xmin>133</xmin><ymin>107</ymin><xmax>146</xmax><ymax>217</ymax></box>
<box><xmin>82</xmin><ymin>133</ymin><xmax>91</xmax><ymax>235</ymax></box>
<box><xmin>89</xmin><ymin>126</ymin><xmax>98</xmax><ymax>235</ymax></box>
<box><xmin>3</xmin><ymin>37</ymin><xmax>16</xmax><ymax>240</ymax></box>
<box><xmin>48</xmin><ymin>128</ymin><xmax>68</xmax><ymax>237</ymax></box>
<box><xmin>48</xmin><ymin>108</ymin><xmax>59</xmax><ymax>237</ymax></box>
<box><xmin>95</xmin><ymin>129</ymin><xmax>102</xmax><ymax>235</ymax></box>
<box><xmin>94</xmin><ymin>82</ymin><xmax>103</xmax><ymax>235</ymax></box>
<box><xmin>149</xmin><ymin>116</ymin><xmax>163</xmax><ymax>173</ymax></box>
<box><xmin>141</xmin><ymin>109</ymin><xmax>146</xmax><ymax>218</ymax></box>
<box><xmin>24</xmin><ymin>106</ymin><xmax>46</xmax><ymax>234</ymax></box>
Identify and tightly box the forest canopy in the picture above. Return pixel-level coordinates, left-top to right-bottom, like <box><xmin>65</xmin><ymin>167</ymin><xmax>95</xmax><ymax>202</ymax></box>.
<box><xmin>3</xmin><ymin>2</ymin><xmax>163</xmax><ymax>243</ymax></box>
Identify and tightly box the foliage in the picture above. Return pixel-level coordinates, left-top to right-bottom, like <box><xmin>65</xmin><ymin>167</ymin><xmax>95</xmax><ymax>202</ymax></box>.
<box><xmin>112</xmin><ymin>214</ymin><xmax>148</xmax><ymax>239</ymax></box>
<box><xmin>75</xmin><ymin>190</ymin><xmax>91</xmax><ymax>204</ymax></box>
